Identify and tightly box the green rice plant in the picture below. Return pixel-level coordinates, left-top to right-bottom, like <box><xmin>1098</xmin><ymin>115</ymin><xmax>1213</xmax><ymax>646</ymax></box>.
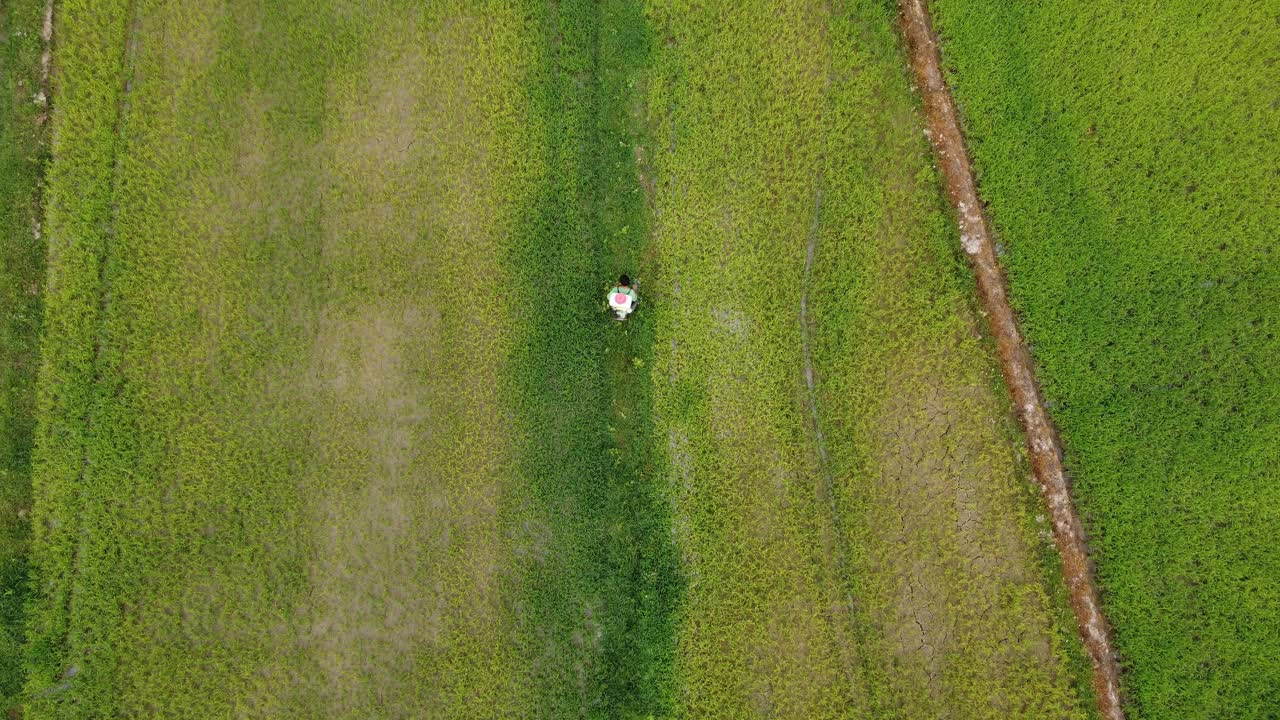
<box><xmin>929</xmin><ymin>1</ymin><xmax>1280</xmax><ymax>716</ymax></box>
<box><xmin>25</xmin><ymin>0</ymin><xmax>542</xmax><ymax>715</ymax></box>
<box><xmin>0</xmin><ymin>0</ymin><xmax>50</xmax><ymax>708</ymax></box>
<box><xmin>22</xmin><ymin>0</ymin><xmax>134</xmax><ymax>714</ymax></box>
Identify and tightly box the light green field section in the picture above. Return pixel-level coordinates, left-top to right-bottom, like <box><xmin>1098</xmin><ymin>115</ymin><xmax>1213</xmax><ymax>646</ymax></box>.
<box><xmin>26</xmin><ymin>1</ymin><xmax>543</xmax><ymax>716</ymax></box>
<box><xmin>641</xmin><ymin>1</ymin><xmax>1091</xmax><ymax>716</ymax></box>
<box><xmin>26</xmin><ymin>0</ymin><xmax>1106</xmax><ymax>718</ymax></box>
<box><xmin>27</xmin><ymin>1</ymin><xmax>686</xmax><ymax>717</ymax></box>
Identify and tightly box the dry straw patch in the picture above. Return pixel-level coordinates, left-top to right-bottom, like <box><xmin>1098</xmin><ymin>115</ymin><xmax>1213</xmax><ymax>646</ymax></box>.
<box><xmin>304</xmin><ymin>303</ymin><xmax>441</xmax><ymax>715</ymax></box>
<box><xmin>295</xmin><ymin>7</ymin><xmax>531</xmax><ymax>717</ymax></box>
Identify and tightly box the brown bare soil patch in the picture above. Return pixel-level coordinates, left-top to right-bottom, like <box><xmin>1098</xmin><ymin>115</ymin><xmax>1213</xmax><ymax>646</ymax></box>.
<box><xmin>302</xmin><ymin>301</ymin><xmax>440</xmax><ymax>715</ymax></box>
<box><xmin>169</xmin><ymin>4</ymin><xmax>218</xmax><ymax>72</ymax></box>
<box><xmin>865</xmin><ymin>348</ymin><xmax>1059</xmax><ymax>713</ymax></box>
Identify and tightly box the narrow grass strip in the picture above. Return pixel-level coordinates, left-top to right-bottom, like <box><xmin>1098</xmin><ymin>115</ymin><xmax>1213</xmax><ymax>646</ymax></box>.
<box><xmin>0</xmin><ymin>0</ymin><xmax>53</xmax><ymax>707</ymax></box>
<box><xmin>502</xmin><ymin>2</ymin><xmax>680</xmax><ymax>716</ymax></box>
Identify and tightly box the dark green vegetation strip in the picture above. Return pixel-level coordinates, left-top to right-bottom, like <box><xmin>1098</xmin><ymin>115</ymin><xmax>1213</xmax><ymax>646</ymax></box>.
<box><xmin>643</xmin><ymin>0</ymin><xmax>1091</xmax><ymax>716</ymax></box>
<box><xmin>0</xmin><ymin>0</ymin><xmax>49</xmax><ymax>707</ymax></box>
<box><xmin>929</xmin><ymin>1</ymin><xmax>1280</xmax><ymax>716</ymax></box>
<box><xmin>24</xmin><ymin>0</ymin><xmax>678</xmax><ymax>717</ymax></box>
<box><xmin>504</xmin><ymin>1</ymin><xmax>679</xmax><ymax>717</ymax></box>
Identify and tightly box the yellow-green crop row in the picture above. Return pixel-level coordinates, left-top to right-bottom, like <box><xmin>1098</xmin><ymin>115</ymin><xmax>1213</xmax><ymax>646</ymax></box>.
<box><xmin>641</xmin><ymin>0</ymin><xmax>1093</xmax><ymax>717</ymax></box>
<box><xmin>930</xmin><ymin>1</ymin><xmax>1280</xmax><ymax>716</ymax></box>
<box><xmin>23</xmin><ymin>0</ymin><xmax>134</xmax><ymax>714</ymax></box>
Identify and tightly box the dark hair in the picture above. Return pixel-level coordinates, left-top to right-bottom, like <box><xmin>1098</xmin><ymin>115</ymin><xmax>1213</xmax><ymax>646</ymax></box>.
<box><xmin>619</xmin><ymin>274</ymin><xmax>631</xmax><ymax>287</ymax></box>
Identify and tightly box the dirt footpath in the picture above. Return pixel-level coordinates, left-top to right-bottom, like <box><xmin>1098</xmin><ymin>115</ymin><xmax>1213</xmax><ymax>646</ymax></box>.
<box><xmin>898</xmin><ymin>1</ymin><xmax>1125</xmax><ymax>717</ymax></box>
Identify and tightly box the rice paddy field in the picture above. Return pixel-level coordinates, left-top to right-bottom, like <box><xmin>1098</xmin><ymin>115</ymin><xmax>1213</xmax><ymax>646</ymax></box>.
<box><xmin>1</xmin><ymin>0</ymin><xmax>1272</xmax><ymax>718</ymax></box>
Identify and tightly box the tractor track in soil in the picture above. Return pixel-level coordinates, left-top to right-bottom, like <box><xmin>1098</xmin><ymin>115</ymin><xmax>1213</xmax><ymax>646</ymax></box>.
<box><xmin>798</xmin><ymin>180</ymin><xmax>876</xmax><ymax>705</ymax></box>
<box><xmin>898</xmin><ymin>2</ymin><xmax>1126</xmax><ymax>718</ymax></box>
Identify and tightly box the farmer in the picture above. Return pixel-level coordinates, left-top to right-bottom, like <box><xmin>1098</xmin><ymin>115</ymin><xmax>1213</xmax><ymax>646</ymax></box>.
<box><xmin>607</xmin><ymin>274</ymin><xmax>639</xmax><ymax>320</ymax></box>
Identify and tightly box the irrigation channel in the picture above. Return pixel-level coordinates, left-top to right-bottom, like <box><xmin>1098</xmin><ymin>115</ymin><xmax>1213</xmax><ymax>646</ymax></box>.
<box><xmin>899</xmin><ymin>1</ymin><xmax>1125</xmax><ymax>718</ymax></box>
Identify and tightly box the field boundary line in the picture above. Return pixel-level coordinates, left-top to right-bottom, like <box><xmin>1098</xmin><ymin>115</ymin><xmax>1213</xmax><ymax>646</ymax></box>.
<box><xmin>897</xmin><ymin>2</ymin><xmax>1126</xmax><ymax>718</ymax></box>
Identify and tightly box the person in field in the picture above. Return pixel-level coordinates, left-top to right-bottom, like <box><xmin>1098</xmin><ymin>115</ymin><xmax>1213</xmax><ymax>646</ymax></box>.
<box><xmin>608</xmin><ymin>274</ymin><xmax>639</xmax><ymax>320</ymax></box>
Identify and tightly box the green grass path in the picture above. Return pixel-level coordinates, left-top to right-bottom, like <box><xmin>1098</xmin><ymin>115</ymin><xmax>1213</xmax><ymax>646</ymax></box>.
<box><xmin>503</xmin><ymin>2</ymin><xmax>679</xmax><ymax>716</ymax></box>
<box><xmin>0</xmin><ymin>0</ymin><xmax>49</xmax><ymax>708</ymax></box>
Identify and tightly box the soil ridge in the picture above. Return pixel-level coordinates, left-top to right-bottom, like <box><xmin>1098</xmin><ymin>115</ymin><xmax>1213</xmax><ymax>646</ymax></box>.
<box><xmin>898</xmin><ymin>2</ymin><xmax>1126</xmax><ymax>718</ymax></box>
